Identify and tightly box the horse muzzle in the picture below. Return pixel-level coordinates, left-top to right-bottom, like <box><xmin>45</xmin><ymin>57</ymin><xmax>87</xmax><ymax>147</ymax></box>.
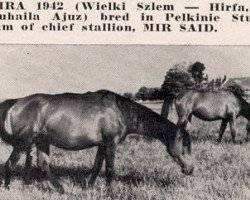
<box><xmin>181</xmin><ymin>165</ymin><xmax>194</xmax><ymax>175</ymax></box>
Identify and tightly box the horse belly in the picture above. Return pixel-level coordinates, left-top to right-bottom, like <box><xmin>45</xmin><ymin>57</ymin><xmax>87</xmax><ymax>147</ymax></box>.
<box><xmin>47</xmin><ymin>130</ymin><xmax>103</xmax><ymax>150</ymax></box>
<box><xmin>44</xmin><ymin>113</ymin><xmax>103</xmax><ymax>150</ymax></box>
<box><xmin>192</xmin><ymin>105</ymin><xmax>225</xmax><ymax>121</ymax></box>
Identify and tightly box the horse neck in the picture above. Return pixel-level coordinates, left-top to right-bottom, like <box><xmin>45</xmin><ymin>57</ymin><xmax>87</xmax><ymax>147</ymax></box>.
<box><xmin>239</xmin><ymin>98</ymin><xmax>250</xmax><ymax>119</ymax></box>
<box><xmin>129</xmin><ymin>110</ymin><xmax>169</xmax><ymax>142</ymax></box>
<box><xmin>116</xmin><ymin>98</ymin><xmax>169</xmax><ymax>142</ymax></box>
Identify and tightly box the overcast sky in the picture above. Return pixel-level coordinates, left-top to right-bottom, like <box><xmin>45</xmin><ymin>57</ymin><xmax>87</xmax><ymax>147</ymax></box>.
<box><xmin>1</xmin><ymin>45</ymin><xmax>250</xmax><ymax>98</ymax></box>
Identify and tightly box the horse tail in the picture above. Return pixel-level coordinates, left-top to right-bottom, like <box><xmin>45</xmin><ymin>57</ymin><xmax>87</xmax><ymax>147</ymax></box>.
<box><xmin>0</xmin><ymin>99</ymin><xmax>18</xmax><ymax>144</ymax></box>
<box><xmin>161</xmin><ymin>94</ymin><xmax>175</xmax><ymax>119</ymax></box>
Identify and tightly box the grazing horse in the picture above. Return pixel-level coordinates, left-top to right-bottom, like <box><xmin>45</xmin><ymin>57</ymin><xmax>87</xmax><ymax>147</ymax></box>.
<box><xmin>0</xmin><ymin>90</ymin><xmax>193</xmax><ymax>192</ymax></box>
<box><xmin>161</xmin><ymin>90</ymin><xmax>250</xmax><ymax>143</ymax></box>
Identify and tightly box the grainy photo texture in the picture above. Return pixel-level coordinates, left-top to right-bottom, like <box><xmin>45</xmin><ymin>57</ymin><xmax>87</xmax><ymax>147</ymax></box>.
<box><xmin>0</xmin><ymin>45</ymin><xmax>249</xmax><ymax>200</ymax></box>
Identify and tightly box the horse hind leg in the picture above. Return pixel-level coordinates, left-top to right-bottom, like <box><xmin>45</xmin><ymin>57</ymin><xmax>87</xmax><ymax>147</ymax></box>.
<box><xmin>3</xmin><ymin>147</ymin><xmax>22</xmax><ymax>189</ymax></box>
<box><xmin>35</xmin><ymin>138</ymin><xmax>64</xmax><ymax>194</ymax></box>
<box><xmin>88</xmin><ymin>146</ymin><xmax>105</xmax><ymax>187</ymax></box>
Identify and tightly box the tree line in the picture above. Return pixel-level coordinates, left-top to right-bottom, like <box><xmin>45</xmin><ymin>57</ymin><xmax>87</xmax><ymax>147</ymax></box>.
<box><xmin>123</xmin><ymin>62</ymin><xmax>245</xmax><ymax>101</ymax></box>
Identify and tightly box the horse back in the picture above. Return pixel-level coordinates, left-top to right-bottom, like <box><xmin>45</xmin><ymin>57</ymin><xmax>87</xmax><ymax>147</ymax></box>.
<box><xmin>175</xmin><ymin>90</ymin><xmax>241</xmax><ymax>120</ymax></box>
<box><xmin>5</xmin><ymin>92</ymin><xmax>127</xmax><ymax>148</ymax></box>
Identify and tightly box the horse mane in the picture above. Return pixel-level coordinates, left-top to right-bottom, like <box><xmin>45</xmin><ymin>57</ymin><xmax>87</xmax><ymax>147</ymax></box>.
<box><xmin>216</xmin><ymin>87</ymin><xmax>249</xmax><ymax>108</ymax></box>
<box><xmin>96</xmin><ymin>90</ymin><xmax>167</xmax><ymax>124</ymax></box>
<box><xmin>223</xmin><ymin>88</ymin><xmax>244</xmax><ymax>100</ymax></box>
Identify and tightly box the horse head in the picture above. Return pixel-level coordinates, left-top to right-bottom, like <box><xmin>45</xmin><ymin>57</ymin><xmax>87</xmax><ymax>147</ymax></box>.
<box><xmin>165</xmin><ymin>126</ymin><xmax>193</xmax><ymax>175</ymax></box>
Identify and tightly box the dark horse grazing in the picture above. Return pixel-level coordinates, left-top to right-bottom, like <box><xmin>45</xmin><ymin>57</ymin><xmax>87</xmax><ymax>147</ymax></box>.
<box><xmin>161</xmin><ymin>90</ymin><xmax>250</xmax><ymax>143</ymax></box>
<box><xmin>0</xmin><ymin>90</ymin><xmax>193</xmax><ymax>192</ymax></box>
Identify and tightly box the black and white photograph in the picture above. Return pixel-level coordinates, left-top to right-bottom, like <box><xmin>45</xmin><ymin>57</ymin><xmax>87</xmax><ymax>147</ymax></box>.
<box><xmin>0</xmin><ymin>45</ymin><xmax>249</xmax><ymax>199</ymax></box>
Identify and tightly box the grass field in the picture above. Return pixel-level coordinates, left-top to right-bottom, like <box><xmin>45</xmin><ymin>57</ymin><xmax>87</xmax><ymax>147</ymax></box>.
<box><xmin>0</xmin><ymin>103</ymin><xmax>249</xmax><ymax>200</ymax></box>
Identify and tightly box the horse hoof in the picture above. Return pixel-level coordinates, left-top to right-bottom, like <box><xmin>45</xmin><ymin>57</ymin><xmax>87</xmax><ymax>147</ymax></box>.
<box><xmin>183</xmin><ymin>147</ymin><xmax>192</xmax><ymax>155</ymax></box>
<box><xmin>233</xmin><ymin>140</ymin><xmax>242</xmax><ymax>145</ymax></box>
<box><xmin>24</xmin><ymin>180</ymin><xmax>32</xmax><ymax>185</ymax></box>
<box><xmin>182</xmin><ymin>165</ymin><xmax>194</xmax><ymax>175</ymax></box>
<box><xmin>4</xmin><ymin>185</ymin><xmax>10</xmax><ymax>190</ymax></box>
<box><xmin>58</xmin><ymin>187</ymin><xmax>65</xmax><ymax>195</ymax></box>
<box><xmin>24</xmin><ymin>177</ymin><xmax>32</xmax><ymax>185</ymax></box>
<box><xmin>239</xmin><ymin>140</ymin><xmax>244</xmax><ymax>145</ymax></box>
<box><xmin>87</xmin><ymin>180</ymin><xmax>94</xmax><ymax>187</ymax></box>
<box><xmin>0</xmin><ymin>178</ymin><xmax>4</xmax><ymax>187</ymax></box>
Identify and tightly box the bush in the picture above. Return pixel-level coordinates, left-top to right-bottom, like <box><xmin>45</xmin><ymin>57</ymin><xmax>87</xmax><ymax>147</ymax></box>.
<box><xmin>161</xmin><ymin>62</ymin><xmax>227</xmax><ymax>97</ymax></box>
<box><xmin>135</xmin><ymin>87</ymin><xmax>164</xmax><ymax>101</ymax></box>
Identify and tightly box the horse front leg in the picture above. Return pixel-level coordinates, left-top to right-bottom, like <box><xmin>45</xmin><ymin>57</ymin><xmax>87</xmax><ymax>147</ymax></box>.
<box><xmin>3</xmin><ymin>147</ymin><xmax>22</xmax><ymax>189</ymax></box>
<box><xmin>177</xmin><ymin>115</ymin><xmax>191</xmax><ymax>154</ymax></box>
<box><xmin>182</xmin><ymin>129</ymin><xmax>191</xmax><ymax>155</ymax></box>
<box><xmin>88</xmin><ymin>146</ymin><xmax>105</xmax><ymax>187</ymax></box>
<box><xmin>161</xmin><ymin>95</ymin><xmax>173</xmax><ymax>119</ymax></box>
<box><xmin>245</xmin><ymin>120</ymin><xmax>250</xmax><ymax>142</ymax></box>
<box><xmin>36</xmin><ymin>140</ymin><xmax>64</xmax><ymax>194</ymax></box>
<box><xmin>217</xmin><ymin>119</ymin><xmax>228</xmax><ymax>143</ymax></box>
<box><xmin>105</xmin><ymin>143</ymin><xmax>116</xmax><ymax>185</ymax></box>
<box><xmin>177</xmin><ymin>115</ymin><xmax>189</xmax><ymax>128</ymax></box>
<box><xmin>23</xmin><ymin>146</ymin><xmax>33</xmax><ymax>184</ymax></box>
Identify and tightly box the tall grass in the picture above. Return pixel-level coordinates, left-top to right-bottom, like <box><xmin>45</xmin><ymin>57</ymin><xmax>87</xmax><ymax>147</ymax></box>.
<box><xmin>0</xmin><ymin>103</ymin><xmax>249</xmax><ymax>200</ymax></box>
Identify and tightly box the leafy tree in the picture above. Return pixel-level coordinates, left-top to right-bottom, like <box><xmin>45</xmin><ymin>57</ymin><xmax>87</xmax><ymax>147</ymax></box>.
<box><xmin>135</xmin><ymin>86</ymin><xmax>148</xmax><ymax>101</ymax></box>
<box><xmin>160</xmin><ymin>61</ymin><xmax>228</xmax><ymax>118</ymax></box>
<box><xmin>161</xmin><ymin>62</ymin><xmax>227</xmax><ymax>97</ymax></box>
<box><xmin>135</xmin><ymin>87</ymin><xmax>164</xmax><ymax>101</ymax></box>
<box><xmin>188</xmin><ymin>61</ymin><xmax>206</xmax><ymax>84</ymax></box>
<box><xmin>152</xmin><ymin>88</ymin><xmax>165</xmax><ymax>100</ymax></box>
<box><xmin>161</xmin><ymin>63</ymin><xmax>195</xmax><ymax>97</ymax></box>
